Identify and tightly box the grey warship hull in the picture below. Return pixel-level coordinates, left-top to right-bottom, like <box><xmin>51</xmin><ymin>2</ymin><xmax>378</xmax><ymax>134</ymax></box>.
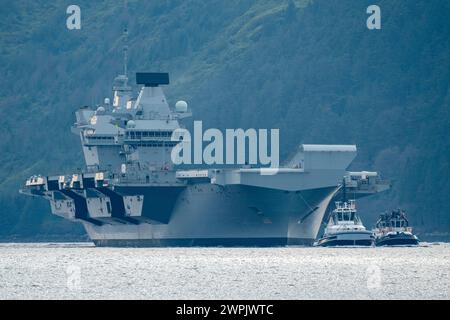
<box><xmin>85</xmin><ymin>184</ymin><xmax>337</xmax><ymax>247</ymax></box>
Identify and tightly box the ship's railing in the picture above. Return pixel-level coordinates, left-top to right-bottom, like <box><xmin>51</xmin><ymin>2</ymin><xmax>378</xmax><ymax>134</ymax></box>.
<box><xmin>25</xmin><ymin>176</ymin><xmax>45</xmax><ymax>186</ymax></box>
<box><xmin>334</xmin><ymin>201</ymin><xmax>356</xmax><ymax>214</ymax></box>
<box><xmin>111</xmin><ymin>170</ymin><xmax>186</xmax><ymax>186</ymax></box>
<box><xmin>376</xmin><ymin>226</ymin><xmax>413</xmax><ymax>234</ymax></box>
<box><xmin>83</xmin><ymin>136</ymin><xmax>122</xmax><ymax>146</ymax></box>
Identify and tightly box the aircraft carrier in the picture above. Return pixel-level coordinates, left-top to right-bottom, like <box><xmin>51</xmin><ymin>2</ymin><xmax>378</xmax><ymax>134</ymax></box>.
<box><xmin>20</xmin><ymin>54</ymin><xmax>390</xmax><ymax>247</ymax></box>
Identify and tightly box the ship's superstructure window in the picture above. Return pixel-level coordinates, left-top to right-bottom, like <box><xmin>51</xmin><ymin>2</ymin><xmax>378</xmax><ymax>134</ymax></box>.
<box><xmin>131</xmin><ymin>141</ymin><xmax>178</xmax><ymax>147</ymax></box>
<box><xmin>125</xmin><ymin>131</ymin><xmax>173</xmax><ymax>139</ymax></box>
<box><xmin>337</xmin><ymin>211</ymin><xmax>355</xmax><ymax>222</ymax></box>
<box><xmin>87</xmin><ymin>136</ymin><xmax>114</xmax><ymax>140</ymax></box>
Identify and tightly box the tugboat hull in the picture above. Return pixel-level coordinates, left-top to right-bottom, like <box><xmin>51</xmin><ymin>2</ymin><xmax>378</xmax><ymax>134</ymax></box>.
<box><xmin>376</xmin><ymin>232</ymin><xmax>419</xmax><ymax>246</ymax></box>
<box><xmin>317</xmin><ymin>231</ymin><xmax>374</xmax><ymax>247</ymax></box>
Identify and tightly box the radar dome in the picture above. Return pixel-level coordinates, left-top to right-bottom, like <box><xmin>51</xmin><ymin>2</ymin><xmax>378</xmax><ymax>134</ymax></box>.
<box><xmin>104</xmin><ymin>98</ymin><xmax>110</xmax><ymax>105</ymax></box>
<box><xmin>126</xmin><ymin>120</ymin><xmax>136</xmax><ymax>128</ymax></box>
<box><xmin>175</xmin><ymin>100</ymin><xmax>188</xmax><ymax>113</ymax></box>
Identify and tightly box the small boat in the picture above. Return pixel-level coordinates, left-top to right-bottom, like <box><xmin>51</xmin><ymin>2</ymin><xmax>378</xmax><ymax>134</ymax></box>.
<box><xmin>316</xmin><ymin>200</ymin><xmax>374</xmax><ymax>247</ymax></box>
<box><xmin>373</xmin><ymin>209</ymin><xmax>419</xmax><ymax>246</ymax></box>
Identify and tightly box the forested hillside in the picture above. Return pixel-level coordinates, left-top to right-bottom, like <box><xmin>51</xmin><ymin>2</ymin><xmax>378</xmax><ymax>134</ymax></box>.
<box><xmin>0</xmin><ymin>0</ymin><xmax>449</xmax><ymax>239</ymax></box>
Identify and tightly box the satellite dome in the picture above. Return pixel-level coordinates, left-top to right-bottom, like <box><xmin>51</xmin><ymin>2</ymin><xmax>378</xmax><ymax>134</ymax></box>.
<box><xmin>126</xmin><ymin>120</ymin><xmax>136</xmax><ymax>128</ymax></box>
<box><xmin>175</xmin><ymin>100</ymin><xmax>188</xmax><ymax>113</ymax></box>
<box><xmin>96</xmin><ymin>106</ymin><xmax>106</xmax><ymax>113</ymax></box>
<box><xmin>104</xmin><ymin>98</ymin><xmax>110</xmax><ymax>105</ymax></box>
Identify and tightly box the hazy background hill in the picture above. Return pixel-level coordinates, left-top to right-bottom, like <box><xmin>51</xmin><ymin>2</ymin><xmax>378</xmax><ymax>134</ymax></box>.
<box><xmin>0</xmin><ymin>0</ymin><xmax>449</xmax><ymax>240</ymax></box>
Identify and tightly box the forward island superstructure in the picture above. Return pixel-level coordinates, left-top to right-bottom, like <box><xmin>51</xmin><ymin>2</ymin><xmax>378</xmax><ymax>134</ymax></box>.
<box><xmin>20</xmin><ymin>65</ymin><xmax>390</xmax><ymax>246</ymax></box>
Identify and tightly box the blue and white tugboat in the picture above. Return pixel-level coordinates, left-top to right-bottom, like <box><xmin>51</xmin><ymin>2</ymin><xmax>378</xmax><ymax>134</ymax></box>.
<box><xmin>374</xmin><ymin>209</ymin><xmax>419</xmax><ymax>246</ymax></box>
<box><xmin>316</xmin><ymin>200</ymin><xmax>374</xmax><ymax>247</ymax></box>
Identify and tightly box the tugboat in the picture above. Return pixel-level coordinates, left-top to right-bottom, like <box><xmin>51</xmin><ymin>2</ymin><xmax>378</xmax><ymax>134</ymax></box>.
<box><xmin>316</xmin><ymin>200</ymin><xmax>374</xmax><ymax>247</ymax></box>
<box><xmin>374</xmin><ymin>209</ymin><xmax>419</xmax><ymax>246</ymax></box>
